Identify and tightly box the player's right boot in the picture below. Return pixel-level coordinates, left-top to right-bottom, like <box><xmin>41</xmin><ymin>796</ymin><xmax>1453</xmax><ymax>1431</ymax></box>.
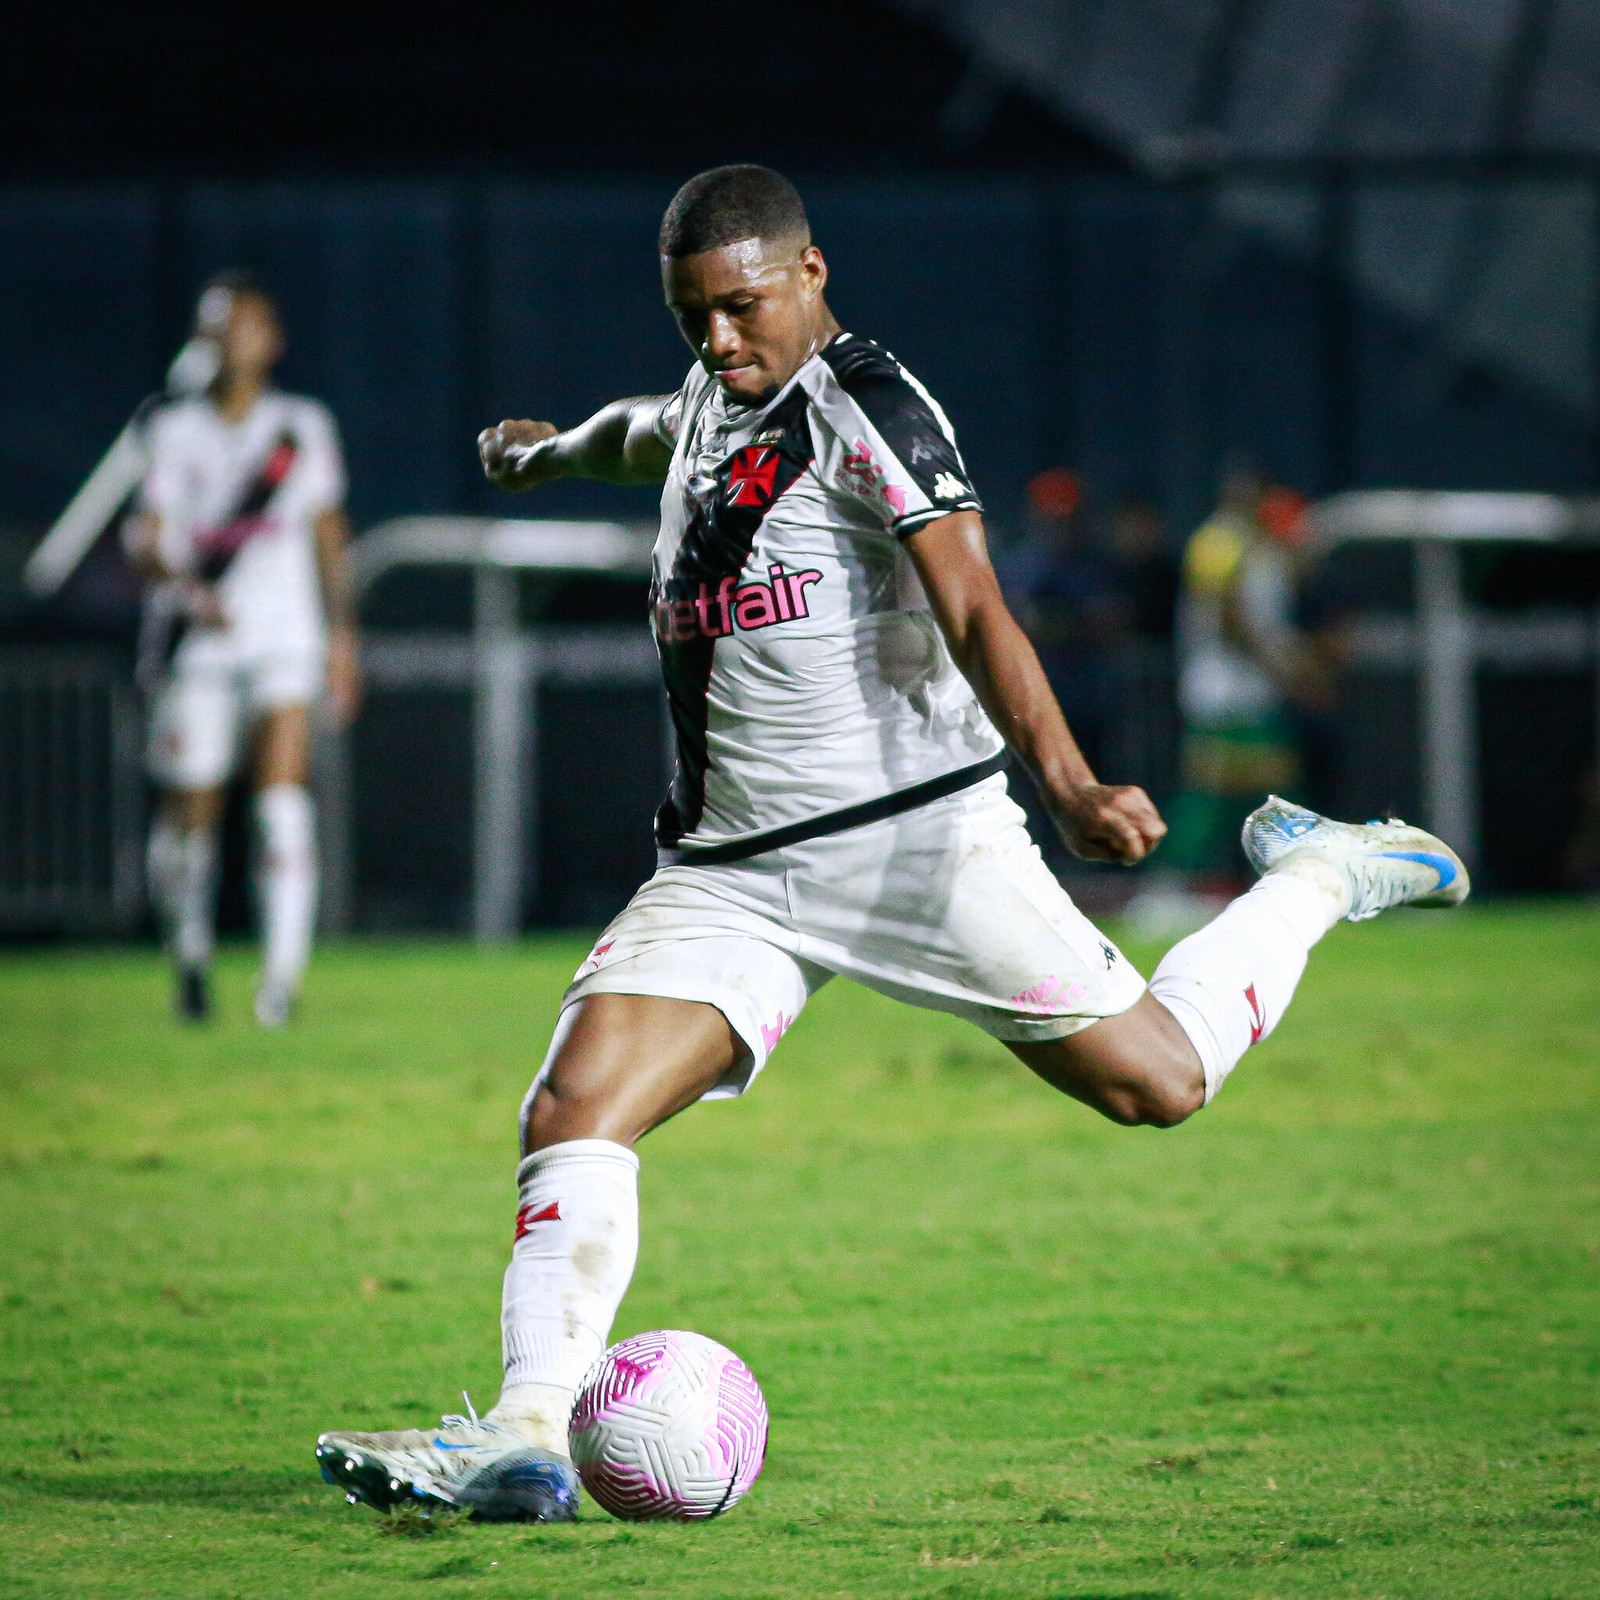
<box><xmin>1242</xmin><ymin>795</ymin><xmax>1469</xmax><ymax>922</ymax></box>
<box><xmin>315</xmin><ymin>1406</ymin><xmax>579</xmax><ymax>1523</ymax></box>
<box><xmin>175</xmin><ymin>965</ymin><xmax>211</xmax><ymax>1023</ymax></box>
<box><xmin>253</xmin><ymin>982</ymin><xmax>295</xmax><ymax>1029</ymax></box>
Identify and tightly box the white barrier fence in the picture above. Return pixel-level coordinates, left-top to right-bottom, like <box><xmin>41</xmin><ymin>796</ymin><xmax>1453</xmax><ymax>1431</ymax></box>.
<box><xmin>0</xmin><ymin>650</ymin><xmax>144</xmax><ymax>932</ymax></box>
<box><xmin>1312</xmin><ymin>490</ymin><xmax>1600</xmax><ymax>868</ymax></box>
<box><xmin>5</xmin><ymin>504</ymin><xmax>1599</xmax><ymax>935</ymax></box>
<box><xmin>352</xmin><ymin>517</ymin><xmax>659</xmax><ymax>942</ymax></box>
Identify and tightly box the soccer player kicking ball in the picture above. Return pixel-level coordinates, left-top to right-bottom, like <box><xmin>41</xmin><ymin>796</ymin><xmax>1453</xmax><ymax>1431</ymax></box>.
<box><xmin>128</xmin><ymin>275</ymin><xmax>360</xmax><ymax>1026</ymax></box>
<box><xmin>317</xmin><ymin>167</ymin><xmax>1466</xmax><ymax>1522</ymax></box>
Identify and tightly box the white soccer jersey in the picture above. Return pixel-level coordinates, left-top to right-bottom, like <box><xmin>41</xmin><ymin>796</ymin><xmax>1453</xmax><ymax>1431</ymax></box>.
<box><xmin>651</xmin><ymin>332</ymin><xmax>1006</xmax><ymax>853</ymax></box>
<box><xmin>139</xmin><ymin>391</ymin><xmax>346</xmax><ymax>662</ymax></box>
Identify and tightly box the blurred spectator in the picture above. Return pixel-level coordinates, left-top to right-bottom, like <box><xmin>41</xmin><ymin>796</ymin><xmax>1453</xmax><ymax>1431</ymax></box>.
<box><xmin>1130</xmin><ymin>460</ymin><xmax>1326</xmax><ymax>927</ymax></box>
<box><xmin>1287</xmin><ymin>530</ymin><xmax>1357</xmax><ymax>820</ymax></box>
<box><xmin>1106</xmin><ymin>493</ymin><xmax>1178</xmax><ymax>644</ymax></box>
<box><xmin>997</xmin><ymin>469</ymin><xmax>1123</xmax><ymax>778</ymax></box>
<box><xmin>1561</xmin><ymin>767</ymin><xmax>1600</xmax><ymax>894</ymax></box>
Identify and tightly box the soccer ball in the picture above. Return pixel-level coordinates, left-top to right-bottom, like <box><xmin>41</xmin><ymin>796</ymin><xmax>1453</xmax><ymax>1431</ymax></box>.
<box><xmin>569</xmin><ymin>1330</ymin><xmax>768</xmax><ymax>1521</ymax></box>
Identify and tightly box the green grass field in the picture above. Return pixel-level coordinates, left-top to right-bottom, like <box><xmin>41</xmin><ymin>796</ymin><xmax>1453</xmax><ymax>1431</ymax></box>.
<box><xmin>2</xmin><ymin>905</ymin><xmax>1598</xmax><ymax>1599</ymax></box>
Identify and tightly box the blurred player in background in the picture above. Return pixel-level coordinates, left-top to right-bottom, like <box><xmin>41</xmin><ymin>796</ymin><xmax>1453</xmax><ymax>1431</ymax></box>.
<box><xmin>315</xmin><ymin>166</ymin><xmax>1466</xmax><ymax>1525</ymax></box>
<box><xmin>126</xmin><ymin>274</ymin><xmax>360</xmax><ymax>1025</ymax></box>
<box><xmin>1129</xmin><ymin>461</ymin><xmax>1324</xmax><ymax>930</ymax></box>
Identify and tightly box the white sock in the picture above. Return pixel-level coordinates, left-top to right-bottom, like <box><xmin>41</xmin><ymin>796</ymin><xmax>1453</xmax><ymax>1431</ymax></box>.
<box><xmin>148</xmin><ymin>818</ymin><xmax>217</xmax><ymax>969</ymax></box>
<box><xmin>1147</xmin><ymin>861</ymin><xmax>1348</xmax><ymax>1104</ymax></box>
<box><xmin>255</xmin><ymin>784</ymin><xmax>316</xmax><ymax>993</ymax></box>
<box><xmin>492</xmin><ymin>1139</ymin><xmax>640</xmax><ymax>1452</ymax></box>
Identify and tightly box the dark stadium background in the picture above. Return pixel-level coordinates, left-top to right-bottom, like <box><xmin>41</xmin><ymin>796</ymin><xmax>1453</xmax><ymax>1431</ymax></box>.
<box><xmin>4</xmin><ymin>0</ymin><xmax>1599</xmax><ymax>930</ymax></box>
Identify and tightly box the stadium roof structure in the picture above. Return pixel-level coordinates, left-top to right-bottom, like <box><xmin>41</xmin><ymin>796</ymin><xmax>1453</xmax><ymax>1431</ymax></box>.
<box><xmin>893</xmin><ymin>0</ymin><xmax>1600</xmax><ymax>173</ymax></box>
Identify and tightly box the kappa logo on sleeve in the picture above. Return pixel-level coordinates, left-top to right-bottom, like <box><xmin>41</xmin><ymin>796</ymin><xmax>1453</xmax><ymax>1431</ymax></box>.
<box><xmin>932</xmin><ymin>471</ymin><xmax>968</xmax><ymax>501</ymax></box>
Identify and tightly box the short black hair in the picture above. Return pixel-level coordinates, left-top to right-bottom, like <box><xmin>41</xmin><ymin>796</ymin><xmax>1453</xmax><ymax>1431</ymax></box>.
<box><xmin>194</xmin><ymin>269</ymin><xmax>275</xmax><ymax>333</ymax></box>
<box><xmin>658</xmin><ymin>165</ymin><xmax>810</xmax><ymax>258</ymax></box>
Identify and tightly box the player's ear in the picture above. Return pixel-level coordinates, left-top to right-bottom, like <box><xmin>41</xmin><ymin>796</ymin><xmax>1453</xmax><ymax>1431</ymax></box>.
<box><xmin>798</xmin><ymin>243</ymin><xmax>827</xmax><ymax>301</ymax></box>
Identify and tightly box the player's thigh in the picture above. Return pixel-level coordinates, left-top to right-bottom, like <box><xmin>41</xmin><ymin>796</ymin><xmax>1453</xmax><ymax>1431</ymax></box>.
<box><xmin>164</xmin><ymin>786</ymin><xmax>227</xmax><ymax>830</ymax></box>
<box><xmin>524</xmin><ymin>871</ymin><xmax>826</xmax><ymax>1150</ymax></box>
<box><xmin>1005</xmin><ymin>992</ymin><xmax>1204</xmax><ymax>1128</ymax></box>
<box><xmin>251</xmin><ymin>703</ymin><xmax>312</xmax><ymax>788</ymax></box>
<box><xmin>522</xmin><ymin>993</ymin><xmax>744</xmax><ymax>1153</ymax></box>
<box><xmin>801</xmin><ymin>781</ymin><xmax>1144</xmax><ymax>1040</ymax></box>
<box><xmin>148</xmin><ymin>671</ymin><xmax>241</xmax><ymax>794</ymax></box>
<box><xmin>247</xmin><ymin>652</ymin><xmax>321</xmax><ymax>788</ymax></box>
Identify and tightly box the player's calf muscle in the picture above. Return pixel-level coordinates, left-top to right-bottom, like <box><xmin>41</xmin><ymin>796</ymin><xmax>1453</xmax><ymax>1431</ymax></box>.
<box><xmin>1009</xmin><ymin>996</ymin><xmax>1206</xmax><ymax>1129</ymax></box>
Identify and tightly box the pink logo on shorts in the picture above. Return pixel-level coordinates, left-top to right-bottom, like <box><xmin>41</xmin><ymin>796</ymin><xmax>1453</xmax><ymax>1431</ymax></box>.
<box><xmin>759</xmin><ymin>1011</ymin><xmax>793</xmax><ymax>1054</ymax></box>
<box><xmin>1010</xmin><ymin>975</ymin><xmax>1088</xmax><ymax>1014</ymax></box>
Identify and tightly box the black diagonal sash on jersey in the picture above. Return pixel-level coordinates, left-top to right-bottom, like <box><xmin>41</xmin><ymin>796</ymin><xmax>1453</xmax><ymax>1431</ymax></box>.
<box><xmin>137</xmin><ymin>426</ymin><xmax>300</xmax><ymax>685</ymax></box>
<box><xmin>651</xmin><ymin>387</ymin><xmax>814</xmax><ymax>848</ymax></box>
<box><xmin>191</xmin><ymin>429</ymin><xmax>299</xmax><ymax>583</ymax></box>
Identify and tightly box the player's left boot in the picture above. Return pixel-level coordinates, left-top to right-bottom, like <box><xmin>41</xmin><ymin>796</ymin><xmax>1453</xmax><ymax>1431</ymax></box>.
<box><xmin>315</xmin><ymin>1404</ymin><xmax>579</xmax><ymax>1523</ymax></box>
<box><xmin>175</xmin><ymin>965</ymin><xmax>212</xmax><ymax>1023</ymax></box>
<box><xmin>1242</xmin><ymin>795</ymin><xmax>1470</xmax><ymax>922</ymax></box>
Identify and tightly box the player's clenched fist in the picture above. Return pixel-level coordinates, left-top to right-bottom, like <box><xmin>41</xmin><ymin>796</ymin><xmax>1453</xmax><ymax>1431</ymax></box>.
<box><xmin>478</xmin><ymin>419</ymin><xmax>559</xmax><ymax>490</ymax></box>
<box><xmin>1048</xmin><ymin>782</ymin><xmax>1167</xmax><ymax>865</ymax></box>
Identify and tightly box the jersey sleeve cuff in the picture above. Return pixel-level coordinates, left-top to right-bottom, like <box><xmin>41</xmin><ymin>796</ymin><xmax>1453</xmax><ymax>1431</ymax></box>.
<box><xmin>892</xmin><ymin>498</ymin><xmax>983</xmax><ymax>539</ymax></box>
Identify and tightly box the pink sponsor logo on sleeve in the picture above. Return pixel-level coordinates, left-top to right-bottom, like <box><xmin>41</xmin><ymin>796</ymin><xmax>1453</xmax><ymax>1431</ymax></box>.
<box><xmin>841</xmin><ymin>438</ymin><xmax>907</xmax><ymax>517</ymax></box>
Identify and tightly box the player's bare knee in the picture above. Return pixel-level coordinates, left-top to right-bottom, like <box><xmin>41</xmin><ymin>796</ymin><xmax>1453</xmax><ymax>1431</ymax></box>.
<box><xmin>1137</xmin><ymin>1079</ymin><xmax>1204</xmax><ymax>1128</ymax></box>
<box><xmin>1111</xmin><ymin>1060</ymin><xmax>1205</xmax><ymax>1128</ymax></box>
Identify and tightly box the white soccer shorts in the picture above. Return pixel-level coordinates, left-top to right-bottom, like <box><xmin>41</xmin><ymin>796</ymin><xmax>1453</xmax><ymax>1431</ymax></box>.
<box><xmin>147</xmin><ymin>648</ymin><xmax>324</xmax><ymax>790</ymax></box>
<box><xmin>549</xmin><ymin>775</ymin><xmax>1148</xmax><ymax>1100</ymax></box>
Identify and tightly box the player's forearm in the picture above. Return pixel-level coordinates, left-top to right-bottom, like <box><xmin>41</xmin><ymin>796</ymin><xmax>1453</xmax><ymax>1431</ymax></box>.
<box><xmin>908</xmin><ymin>512</ymin><xmax>1099</xmax><ymax>803</ymax></box>
<box><xmin>496</xmin><ymin>399</ymin><xmax>667</xmax><ymax>489</ymax></box>
<box><xmin>124</xmin><ymin>512</ymin><xmax>179</xmax><ymax>581</ymax></box>
<box><xmin>951</xmin><ymin>602</ymin><xmax>1098</xmax><ymax>802</ymax></box>
<box><xmin>529</xmin><ymin>401</ymin><xmax>636</xmax><ymax>483</ymax></box>
<box><xmin>314</xmin><ymin>509</ymin><xmax>357</xmax><ymax>629</ymax></box>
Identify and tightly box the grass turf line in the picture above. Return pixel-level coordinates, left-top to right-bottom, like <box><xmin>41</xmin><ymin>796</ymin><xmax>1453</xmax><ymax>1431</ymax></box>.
<box><xmin>0</xmin><ymin>904</ymin><xmax>1597</xmax><ymax>1598</ymax></box>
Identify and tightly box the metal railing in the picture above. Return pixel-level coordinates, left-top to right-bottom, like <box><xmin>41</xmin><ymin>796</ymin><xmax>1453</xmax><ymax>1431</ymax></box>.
<box><xmin>354</xmin><ymin>517</ymin><xmax>659</xmax><ymax>941</ymax></box>
<box><xmin>1312</xmin><ymin>490</ymin><xmax>1600</xmax><ymax>866</ymax></box>
<box><xmin>0</xmin><ymin>650</ymin><xmax>144</xmax><ymax>933</ymax></box>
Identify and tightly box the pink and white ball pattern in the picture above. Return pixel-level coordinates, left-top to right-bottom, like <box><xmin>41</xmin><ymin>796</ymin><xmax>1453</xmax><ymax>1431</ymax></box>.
<box><xmin>569</xmin><ymin>1330</ymin><xmax>768</xmax><ymax>1521</ymax></box>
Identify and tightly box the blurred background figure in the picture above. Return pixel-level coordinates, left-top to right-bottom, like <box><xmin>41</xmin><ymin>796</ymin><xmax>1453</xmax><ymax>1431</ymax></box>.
<box><xmin>1128</xmin><ymin>460</ymin><xmax>1322</xmax><ymax>931</ymax></box>
<box><xmin>1106</xmin><ymin>493</ymin><xmax>1179</xmax><ymax>653</ymax></box>
<box><xmin>1563</xmin><ymin>768</ymin><xmax>1600</xmax><ymax>894</ymax></box>
<box><xmin>126</xmin><ymin>275</ymin><xmax>360</xmax><ymax>1024</ymax></box>
<box><xmin>997</xmin><ymin>469</ymin><xmax>1124</xmax><ymax>863</ymax></box>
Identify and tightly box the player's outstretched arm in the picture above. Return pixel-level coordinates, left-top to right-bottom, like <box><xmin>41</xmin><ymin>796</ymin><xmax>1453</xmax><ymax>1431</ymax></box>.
<box><xmin>478</xmin><ymin>396</ymin><xmax>675</xmax><ymax>491</ymax></box>
<box><xmin>906</xmin><ymin>510</ymin><xmax>1166</xmax><ymax>865</ymax></box>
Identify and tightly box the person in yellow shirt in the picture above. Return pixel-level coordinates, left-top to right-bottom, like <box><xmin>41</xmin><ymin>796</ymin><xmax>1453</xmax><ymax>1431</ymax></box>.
<box><xmin>1132</xmin><ymin>462</ymin><xmax>1324</xmax><ymax>923</ymax></box>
